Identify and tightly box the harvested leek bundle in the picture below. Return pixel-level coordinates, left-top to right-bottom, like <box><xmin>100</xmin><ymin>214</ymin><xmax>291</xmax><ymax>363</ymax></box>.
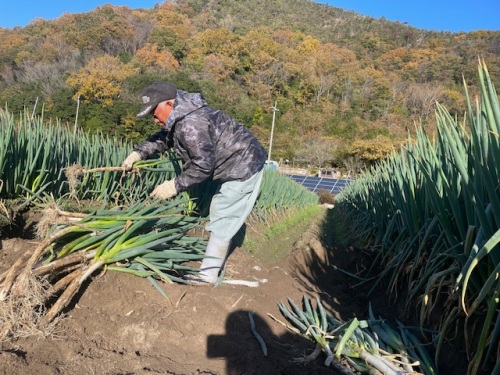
<box><xmin>0</xmin><ymin>198</ymin><xmax>207</xmax><ymax>334</ymax></box>
<box><xmin>277</xmin><ymin>296</ymin><xmax>436</xmax><ymax>375</ymax></box>
<box><xmin>64</xmin><ymin>153</ymin><xmax>182</xmax><ymax>204</ymax></box>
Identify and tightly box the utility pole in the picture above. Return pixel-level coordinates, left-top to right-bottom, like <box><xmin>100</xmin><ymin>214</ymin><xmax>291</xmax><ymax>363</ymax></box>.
<box><xmin>74</xmin><ymin>95</ymin><xmax>80</xmax><ymax>136</ymax></box>
<box><xmin>268</xmin><ymin>100</ymin><xmax>279</xmax><ymax>162</ymax></box>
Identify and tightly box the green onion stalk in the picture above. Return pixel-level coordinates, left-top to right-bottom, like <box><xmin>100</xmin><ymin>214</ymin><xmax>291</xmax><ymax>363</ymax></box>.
<box><xmin>0</xmin><ymin>197</ymin><xmax>208</xmax><ymax>325</ymax></box>
<box><xmin>333</xmin><ymin>59</ymin><xmax>499</xmax><ymax>374</ymax></box>
<box><xmin>278</xmin><ymin>296</ymin><xmax>436</xmax><ymax>375</ymax></box>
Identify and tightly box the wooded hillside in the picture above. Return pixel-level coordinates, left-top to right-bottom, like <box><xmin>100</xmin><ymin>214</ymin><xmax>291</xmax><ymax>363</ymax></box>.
<box><xmin>1</xmin><ymin>0</ymin><xmax>498</xmax><ymax>171</ymax></box>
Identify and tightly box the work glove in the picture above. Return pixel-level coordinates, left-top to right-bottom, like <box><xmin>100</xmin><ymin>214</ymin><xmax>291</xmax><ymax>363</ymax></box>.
<box><xmin>150</xmin><ymin>179</ymin><xmax>177</xmax><ymax>200</ymax></box>
<box><xmin>121</xmin><ymin>151</ymin><xmax>142</xmax><ymax>172</ymax></box>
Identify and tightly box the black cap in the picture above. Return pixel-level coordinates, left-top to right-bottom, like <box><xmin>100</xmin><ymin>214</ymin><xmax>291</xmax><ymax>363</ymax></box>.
<box><xmin>136</xmin><ymin>82</ymin><xmax>177</xmax><ymax>118</ymax></box>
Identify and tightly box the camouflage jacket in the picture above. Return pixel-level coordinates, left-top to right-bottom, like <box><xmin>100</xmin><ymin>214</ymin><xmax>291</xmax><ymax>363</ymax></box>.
<box><xmin>133</xmin><ymin>90</ymin><xmax>267</xmax><ymax>192</ymax></box>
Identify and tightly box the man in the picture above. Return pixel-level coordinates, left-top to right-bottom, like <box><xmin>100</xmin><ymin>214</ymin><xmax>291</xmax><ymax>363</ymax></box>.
<box><xmin>122</xmin><ymin>82</ymin><xmax>267</xmax><ymax>284</ymax></box>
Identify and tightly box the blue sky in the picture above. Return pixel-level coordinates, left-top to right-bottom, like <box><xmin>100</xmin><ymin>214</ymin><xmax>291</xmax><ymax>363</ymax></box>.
<box><xmin>0</xmin><ymin>0</ymin><xmax>498</xmax><ymax>32</ymax></box>
<box><xmin>320</xmin><ymin>0</ymin><xmax>500</xmax><ymax>32</ymax></box>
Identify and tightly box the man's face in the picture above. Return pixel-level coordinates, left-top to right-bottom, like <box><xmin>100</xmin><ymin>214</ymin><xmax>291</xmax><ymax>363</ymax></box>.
<box><xmin>152</xmin><ymin>100</ymin><xmax>174</xmax><ymax>128</ymax></box>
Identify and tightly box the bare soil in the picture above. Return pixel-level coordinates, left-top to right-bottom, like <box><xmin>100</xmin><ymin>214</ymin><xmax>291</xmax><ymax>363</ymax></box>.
<box><xmin>0</xmin><ymin>207</ymin><xmax>466</xmax><ymax>375</ymax></box>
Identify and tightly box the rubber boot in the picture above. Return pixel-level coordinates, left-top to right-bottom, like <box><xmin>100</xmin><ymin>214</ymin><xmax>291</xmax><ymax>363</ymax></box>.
<box><xmin>197</xmin><ymin>235</ymin><xmax>230</xmax><ymax>284</ymax></box>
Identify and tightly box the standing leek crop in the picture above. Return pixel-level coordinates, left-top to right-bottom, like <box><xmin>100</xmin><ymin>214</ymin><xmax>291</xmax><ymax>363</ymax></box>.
<box><xmin>251</xmin><ymin>169</ymin><xmax>318</xmax><ymax>223</ymax></box>
<box><xmin>0</xmin><ymin>110</ymin><xmax>180</xmax><ymax>204</ymax></box>
<box><xmin>334</xmin><ymin>59</ymin><xmax>499</xmax><ymax>374</ymax></box>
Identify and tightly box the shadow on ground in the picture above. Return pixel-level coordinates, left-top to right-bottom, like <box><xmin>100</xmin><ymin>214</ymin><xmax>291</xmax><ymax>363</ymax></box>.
<box><xmin>208</xmin><ymin>309</ymin><xmax>333</xmax><ymax>375</ymax></box>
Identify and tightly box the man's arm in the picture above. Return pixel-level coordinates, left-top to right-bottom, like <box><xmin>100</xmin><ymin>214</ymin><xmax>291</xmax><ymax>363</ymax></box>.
<box><xmin>133</xmin><ymin>130</ymin><xmax>172</xmax><ymax>159</ymax></box>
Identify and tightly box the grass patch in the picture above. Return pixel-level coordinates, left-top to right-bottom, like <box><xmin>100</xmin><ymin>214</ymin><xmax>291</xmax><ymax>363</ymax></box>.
<box><xmin>243</xmin><ymin>204</ymin><xmax>323</xmax><ymax>264</ymax></box>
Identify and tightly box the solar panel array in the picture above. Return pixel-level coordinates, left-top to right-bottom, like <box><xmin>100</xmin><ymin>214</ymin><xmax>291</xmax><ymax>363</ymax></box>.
<box><xmin>286</xmin><ymin>175</ymin><xmax>352</xmax><ymax>194</ymax></box>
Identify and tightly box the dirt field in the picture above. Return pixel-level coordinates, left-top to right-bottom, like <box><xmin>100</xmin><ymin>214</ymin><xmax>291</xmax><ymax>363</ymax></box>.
<box><xmin>0</xmin><ymin>208</ymin><xmax>466</xmax><ymax>375</ymax></box>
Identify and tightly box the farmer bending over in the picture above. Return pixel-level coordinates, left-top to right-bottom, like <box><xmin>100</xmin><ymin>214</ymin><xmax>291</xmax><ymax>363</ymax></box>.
<box><xmin>122</xmin><ymin>82</ymin><xmax>267</xmax><ymax>285</ymax></box>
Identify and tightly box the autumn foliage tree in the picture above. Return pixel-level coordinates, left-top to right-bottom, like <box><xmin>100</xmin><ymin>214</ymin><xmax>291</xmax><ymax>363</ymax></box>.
<box><xmin>66</xmin><ymin>55</ymin><xmax>138</xmax><ymax>106</ymax></box>
<box><xmin>135</xmin><ymin>43</ymin><xmax>180</xmax><ymax>72</ymax></box>
<box><xmin>347</xmin><ymin>136</ymin><xmax>395</xmax><ymax>166</ymax></box>
<box><xmin>149</xmin><ymin>3</ymin><xmax>194</xmax><ymax>59</ymax></box>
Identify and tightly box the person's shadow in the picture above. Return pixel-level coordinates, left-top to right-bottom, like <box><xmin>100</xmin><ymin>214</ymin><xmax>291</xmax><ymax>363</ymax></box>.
<box><xmin>207</xmin><ymin>309</ymin><xmax>334</xmax><ymax>375</ymax></box>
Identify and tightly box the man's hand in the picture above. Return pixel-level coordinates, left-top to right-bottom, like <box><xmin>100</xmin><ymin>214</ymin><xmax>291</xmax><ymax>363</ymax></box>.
<box><xmin>150</xmin><ymin>179</ymin><xmax>177</xmax><ymax>200</ymax></box>
<box><xmin>121</xmin><ymin>151</ymin><xmax>142</xmax><ymax>172</ymax></box>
